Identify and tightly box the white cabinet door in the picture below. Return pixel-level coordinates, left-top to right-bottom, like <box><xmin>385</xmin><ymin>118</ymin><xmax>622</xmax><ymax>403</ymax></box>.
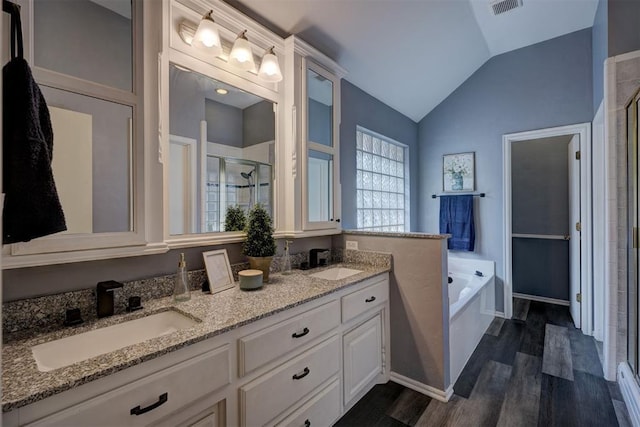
<box><xmin>343</xmin><ymin>315</ymin><xmax>382</xmax><ymax>405</ymax></box>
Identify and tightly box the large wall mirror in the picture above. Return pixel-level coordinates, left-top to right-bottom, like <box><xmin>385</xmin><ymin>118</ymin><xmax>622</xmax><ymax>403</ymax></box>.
<box><xmin>34</xmin><ymin>0</ymin><xmax>135</xmax><ymax>235</ymax></box>
<box><xmin>6</xmin><ymin>0</ymin><xmax>139</xmax><ymax>261</ymax></box>
<box><xmin>169</xmin><ymin>63</ymin><xmax>275</xmax><ymax>235</ymax></box>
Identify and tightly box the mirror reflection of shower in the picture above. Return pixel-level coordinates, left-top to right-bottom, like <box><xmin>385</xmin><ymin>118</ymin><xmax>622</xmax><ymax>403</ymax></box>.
<box><xmin>203</xmin><ymin>159</ymin><xmax>272</xmax><ymax>232</ymax></box>
<box><xmin>241</xmin><ymin>168</ymin><xmax>256</xmax><ymax>210</ymax></box>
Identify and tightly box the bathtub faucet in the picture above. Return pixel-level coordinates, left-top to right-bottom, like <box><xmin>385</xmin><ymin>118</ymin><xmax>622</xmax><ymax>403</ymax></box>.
<box><xmin>475</xmin><ymin>270</ymin><xmax>484</xmax><ymax>277</ymax></box>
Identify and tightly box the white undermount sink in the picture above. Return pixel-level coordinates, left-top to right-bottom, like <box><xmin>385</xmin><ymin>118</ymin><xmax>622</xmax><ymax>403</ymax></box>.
<box><xmin>31</xmin><ymin>310</ymin><xmax>198</xmax><ymax>372</ymax></box>
<box><xmin>309</xmin><ymin>267</ymin><xmax>363</xmax><ymax>281</ymax></box>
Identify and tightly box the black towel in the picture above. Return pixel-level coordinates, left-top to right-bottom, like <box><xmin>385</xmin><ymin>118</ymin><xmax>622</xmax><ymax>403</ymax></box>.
<box><xmin>3</xmin><ymin>3</ymin><xmax>66</xmax><ymax>244</ymax></box>
<box><xmin>439</xmin><ymin>195</ymin><xmax>475</xmax><ymax>251</ymax></box>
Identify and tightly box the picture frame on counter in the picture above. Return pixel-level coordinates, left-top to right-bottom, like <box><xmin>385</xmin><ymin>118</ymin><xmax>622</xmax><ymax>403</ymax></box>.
<box><xmin>203</xmin><ymin>249</ymin><xmax>234</xmax><ymax>294</ymax></box>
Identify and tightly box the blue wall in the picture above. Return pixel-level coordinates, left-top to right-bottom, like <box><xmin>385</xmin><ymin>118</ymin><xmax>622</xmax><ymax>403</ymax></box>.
<box><xmin>418</xmin><ymin>28</ymin><xmax>593</xmax><ymax>311</ymax></box>
<box><xmin>592</xmin><ymin>0</ymin><xmax>608</xmax><ymax>114</ymax></box>
<box><xmin>340</xmin><ymin>80</ymin><xmax>419</xmax><ymax>230</ymax></box>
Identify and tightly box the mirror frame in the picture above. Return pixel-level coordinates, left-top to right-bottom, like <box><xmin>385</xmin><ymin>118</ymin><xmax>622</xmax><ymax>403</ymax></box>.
<box><xmin>3</xmin><ymin>0</ymin><xmax>148</xmax><ymax>268</ymax></box>
<box><xmin>162</xmin><ymin>1</ymin><xmax>285</xmax><ymax>247</ymax></box>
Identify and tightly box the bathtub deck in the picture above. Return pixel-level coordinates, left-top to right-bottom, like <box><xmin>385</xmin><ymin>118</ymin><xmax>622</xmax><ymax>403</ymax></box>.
<box><xmin>335</xmin><ymin>298</ymin><xmax>630</xmax><ymax>427</ymax></box>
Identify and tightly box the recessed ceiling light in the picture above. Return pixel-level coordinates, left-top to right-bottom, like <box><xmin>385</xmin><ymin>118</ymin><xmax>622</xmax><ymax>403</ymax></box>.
<box><xmin>216</xmin><ymin>88</ymin><xmax>228</xmax><ymax>95</ymax></box>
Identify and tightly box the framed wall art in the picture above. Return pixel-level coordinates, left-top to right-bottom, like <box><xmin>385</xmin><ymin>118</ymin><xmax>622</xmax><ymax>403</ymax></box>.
<box><xmin>443</xmin><ymin>152</ymin><xmax>475</xmax><ymax>192</ymax></box>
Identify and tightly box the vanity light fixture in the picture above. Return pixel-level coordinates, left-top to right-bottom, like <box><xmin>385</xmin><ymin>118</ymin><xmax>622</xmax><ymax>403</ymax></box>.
<box><xmin>191</xmin><ymin>10</ymin><xmax>222</xmax><ymax>56</ymax></box>
<box><xmin>229</xmin><ymin>30</ymin><xmax>256</xmax><ymax>71</ymax></box>
<box><xmin>215</xmin><ymin>88</ymin><xmax>228</xmax><ymax>95</ymax></box>
<box><xmin>257</xmin><ymin>46</ymin><xmax>283</xmax><ymax>83</ymax></box>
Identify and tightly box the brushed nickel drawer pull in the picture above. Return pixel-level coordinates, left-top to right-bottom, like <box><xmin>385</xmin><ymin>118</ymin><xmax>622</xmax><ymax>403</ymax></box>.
<box><xmin>130</xmin><ymin>392</ymin><xmax>168</xmax><ymax>416</ymax></box>
<box><xmin>292</xmin><ymin>367</ymin><xmax>310</xmax><ymax>380</ymax></box>
<box><xmin>292</xmin><ymin>327</ymin><xmax>310</xmax><ymax>338</ymax></box>
<box><xmin>365</xmin><ymin>296</ymin><xmax>376</xmax><ymax>303</ymax></box>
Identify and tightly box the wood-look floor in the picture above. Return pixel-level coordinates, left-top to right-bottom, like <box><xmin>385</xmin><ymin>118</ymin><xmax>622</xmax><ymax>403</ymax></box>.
<box><xmin>335</xmin><ymin>299</ymin><xmax>631</xmax><ymax>427</ymax></box>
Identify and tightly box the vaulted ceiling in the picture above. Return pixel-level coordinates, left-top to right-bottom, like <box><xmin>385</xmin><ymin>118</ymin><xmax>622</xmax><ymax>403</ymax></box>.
<box><xmin>228</xmin><ymin>0</ymin><xmax>598</xmax><ymax>122</ymax></box>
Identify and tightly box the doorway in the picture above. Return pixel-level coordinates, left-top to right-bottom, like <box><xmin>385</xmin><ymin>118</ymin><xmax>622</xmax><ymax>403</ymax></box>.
<box><xmin>503</xmin><ymin>123</ymin><xmax>592</xmax><ymax>333</ymax></box>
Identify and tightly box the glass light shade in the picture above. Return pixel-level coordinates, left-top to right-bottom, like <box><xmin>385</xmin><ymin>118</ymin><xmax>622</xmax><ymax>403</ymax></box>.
<box><xmin>258</xmin><ymin>49</ymin><xmax>283</xmax><ymax>82</ymax></box>
<box><xmin>192</xmin><ymin>11</ymin><xmax>222</xmax><ymax>56</ymax></box>
<box><xmin>229</xmin><ymin>31</ymin><xmax>256</xmax><ymax>71</ymax></box>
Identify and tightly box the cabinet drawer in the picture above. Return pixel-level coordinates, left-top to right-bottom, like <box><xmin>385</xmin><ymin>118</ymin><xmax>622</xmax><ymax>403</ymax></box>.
<box><xmin>341</xmin><ymin>278</ymin><xmax>388</xmax><ymax>323</ymax></box>
<box><xmin>275</xmin><ymin>379</ymin><xmax>340</xmax><ymax>427</ymax></box>
<box><xmin>27</xmin><ymin>345</ymin><xmax>230</xmax><ymax>427</ymax></box>
<box><xmin>240</xmin><ymin>335</ymin><xmax>340</xmax><ymax>427</ymax></box>
<box><xmin>239</xmin><ymin>300</ymin><xmax>340</xmax><ymax>376</ymax></box>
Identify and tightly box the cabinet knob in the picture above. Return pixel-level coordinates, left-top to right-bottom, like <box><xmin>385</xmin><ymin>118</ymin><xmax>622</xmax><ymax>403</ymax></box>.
<box><xmin>305</xmin><ymin>420</ymin><xmax>311</xmax><ymax>427</ymax></box>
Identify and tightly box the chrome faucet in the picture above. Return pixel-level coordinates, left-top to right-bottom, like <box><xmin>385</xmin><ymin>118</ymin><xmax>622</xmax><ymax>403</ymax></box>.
<box><xmin>96</xmin><ymin>280</ymin><xmax>123</xmax><ymax>318</ymax></box>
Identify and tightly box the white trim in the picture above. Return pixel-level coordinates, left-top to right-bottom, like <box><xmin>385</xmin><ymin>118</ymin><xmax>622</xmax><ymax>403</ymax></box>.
<box><xmin>2</xmin><ymin>243</ymin><xmax>169</xmax><ymax>269</ymax></box>
<box><xmin>389</xmin><ymin>372</ymin><xmax>453</xmax><ymax>403</ymax></box>
<box><xmin>618</xmin><ymin>363</ymin><xmax>640</xmax><ymax>427</ymax></box>
<box><xmin>502</xmin><ymin>123</ymin><xmax>592</xmax><ymax>334</ymax></box>
<box><xmin>513</xmin><ymin>292</ymin><xmax>570</xmax><ymax>307</ymax></box>
<box><xmin>592</xmin><ymin>100</ymin><xmax>606</xmax><ymax>342</ymax></box>
<box><xmin>285</xmin><ymin>35</ymin><xmax>348</xmax><ymax>78</ymax></box>
<box><xmin>494</xmin><ymin>311</ymin><xmax>506</xmax><ymax>318</ymax></box>
<box><xmin>613</xmin><ymin>49</ymin><xmax>640</xmax><ymax>62</ymax></box>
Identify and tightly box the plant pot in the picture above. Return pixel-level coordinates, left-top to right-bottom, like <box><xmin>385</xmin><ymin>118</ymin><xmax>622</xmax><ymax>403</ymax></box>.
<box><xmin>247</xmin><ymin>256</ymin><xmax>273</xmax><ymax>283</ymax></box>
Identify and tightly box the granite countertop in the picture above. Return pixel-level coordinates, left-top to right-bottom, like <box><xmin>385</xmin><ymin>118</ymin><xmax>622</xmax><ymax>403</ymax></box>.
<box><xmin>2</xmin><ymin>262</ymin><xmax>389</xmax><ymax>413</ymax></box>
<box><xmin>343</xmin><ymin>229</ymin><xmax>450</xmax><ymax>240</ymax></box>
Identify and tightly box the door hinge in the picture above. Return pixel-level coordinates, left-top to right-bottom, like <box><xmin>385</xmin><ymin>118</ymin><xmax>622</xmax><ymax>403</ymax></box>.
<box><xmin>575</xmin><ymin>151</ymin><xmax>581</xmax><ymax>160</ymax></box>
<box><xmin>575</xmin><ymin>222</ymin><xmax>581</xmax><ymax>232</ymax></box>
<box><xmin>576</xmin><ymin>293</ymin><xmax>582</xmax><ymax>303</ymax></box>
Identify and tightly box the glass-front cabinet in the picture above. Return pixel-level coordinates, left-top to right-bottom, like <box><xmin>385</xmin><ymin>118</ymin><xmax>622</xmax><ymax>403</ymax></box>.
<box><xmin>303</xmin><ymin>60</ymin><xmax>340</xmax><ymax>230</ymax></box>
<box><xmin>282</xmin><ymin>35</ymin><xmax>346</xmax><ymax>234</ymax></box>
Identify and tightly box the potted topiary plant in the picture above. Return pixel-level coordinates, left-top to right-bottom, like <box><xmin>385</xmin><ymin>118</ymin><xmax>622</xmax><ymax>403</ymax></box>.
<box><xmin>224</xmin><ymin>205</ymin><xmax>246</xmax><ymax>232</ymax></box>
<box><xmin>243</xmin><ymin>203</ymin><xmax>276</xmax><ymax>282</ymax></box>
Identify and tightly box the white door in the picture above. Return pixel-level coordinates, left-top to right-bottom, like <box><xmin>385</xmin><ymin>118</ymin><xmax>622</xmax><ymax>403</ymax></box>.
<box><xmin>568</xmin><ymin>135</ymin><xmax>581</xmax><ymax>328</ymax></box>
<box><xmin>169</xmin><ymin>136</ymin><xmax>198</xmax><ymax>235</ymax></box>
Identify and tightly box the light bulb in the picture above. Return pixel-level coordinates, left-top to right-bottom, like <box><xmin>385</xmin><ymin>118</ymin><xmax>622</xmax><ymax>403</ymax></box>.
<box><xmin>192</xmin><ymin>11</ymin><xmax>222</xmax><ymax>56</ymax></box>
<box><xmin>258</xmin><ymin>47</ymin><xmax>283</xmax><ymax>82</ymax></box>
<box><xmin>229</xmin><ymin>30</ymin><xmax>256</xmax><ymax>71</ymax></box>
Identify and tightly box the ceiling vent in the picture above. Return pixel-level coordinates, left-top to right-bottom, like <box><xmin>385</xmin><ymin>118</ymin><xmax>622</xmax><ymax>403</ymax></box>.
<box><xmin>489</xmin><ymin>0</ymin><xmax>523</xmax><ymax>16</ymax></box>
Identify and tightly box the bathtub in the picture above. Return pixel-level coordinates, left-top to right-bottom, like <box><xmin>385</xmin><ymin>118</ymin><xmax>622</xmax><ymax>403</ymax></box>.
<box><xmin>448</xmin><ymin>257</ymin><xmax>496</xmax><ymax>386</ymax></box>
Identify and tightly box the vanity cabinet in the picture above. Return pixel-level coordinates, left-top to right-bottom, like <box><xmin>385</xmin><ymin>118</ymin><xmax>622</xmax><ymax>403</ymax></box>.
<box><xmin>6</xmin><ymin>341</ymin><xmax>231</xmax><ymax>427</ymax></box>
<box><xmin>5</xmin><ymin>273</ymin><xmax>389</xmax><ymax>427</ymax></box>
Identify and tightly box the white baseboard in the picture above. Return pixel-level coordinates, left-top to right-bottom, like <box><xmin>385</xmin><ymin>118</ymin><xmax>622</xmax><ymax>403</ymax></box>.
<box><xmin>494</xmin><ymin>311</ymin><xmax>506</xmax><ymax>318</ymax></box>
<box><xmin>513</xmin><ymin>292</ymin><xmax>570</xmax><ymax>306</ymax></box>
<box><xmin>618</xmin><ymin>363</ymin><xmax>640</xmax><ymax>427</ymax></box>
<box><xmin>390</xmin><ymin>372</ymin><xmax>453</xmax><ymax>402</ymax></box>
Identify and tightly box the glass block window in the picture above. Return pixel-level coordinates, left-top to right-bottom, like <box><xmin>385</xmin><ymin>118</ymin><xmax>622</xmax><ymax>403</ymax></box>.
<box><xmin>356</xmin><ymin>127</ymin><xmax>409</xmax><ymax>232</ymax></box>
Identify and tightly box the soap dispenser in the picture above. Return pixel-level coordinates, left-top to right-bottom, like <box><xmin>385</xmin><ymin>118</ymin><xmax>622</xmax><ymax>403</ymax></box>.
<box><xmin>174</xmin><ymin>253</ymin><xmax>191</xmax><ymax>302</ymax></box>
<box><xmin>282</xmin><ymin>240</ymin><xmax>293</xmax><ymax>275</ymax></box>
